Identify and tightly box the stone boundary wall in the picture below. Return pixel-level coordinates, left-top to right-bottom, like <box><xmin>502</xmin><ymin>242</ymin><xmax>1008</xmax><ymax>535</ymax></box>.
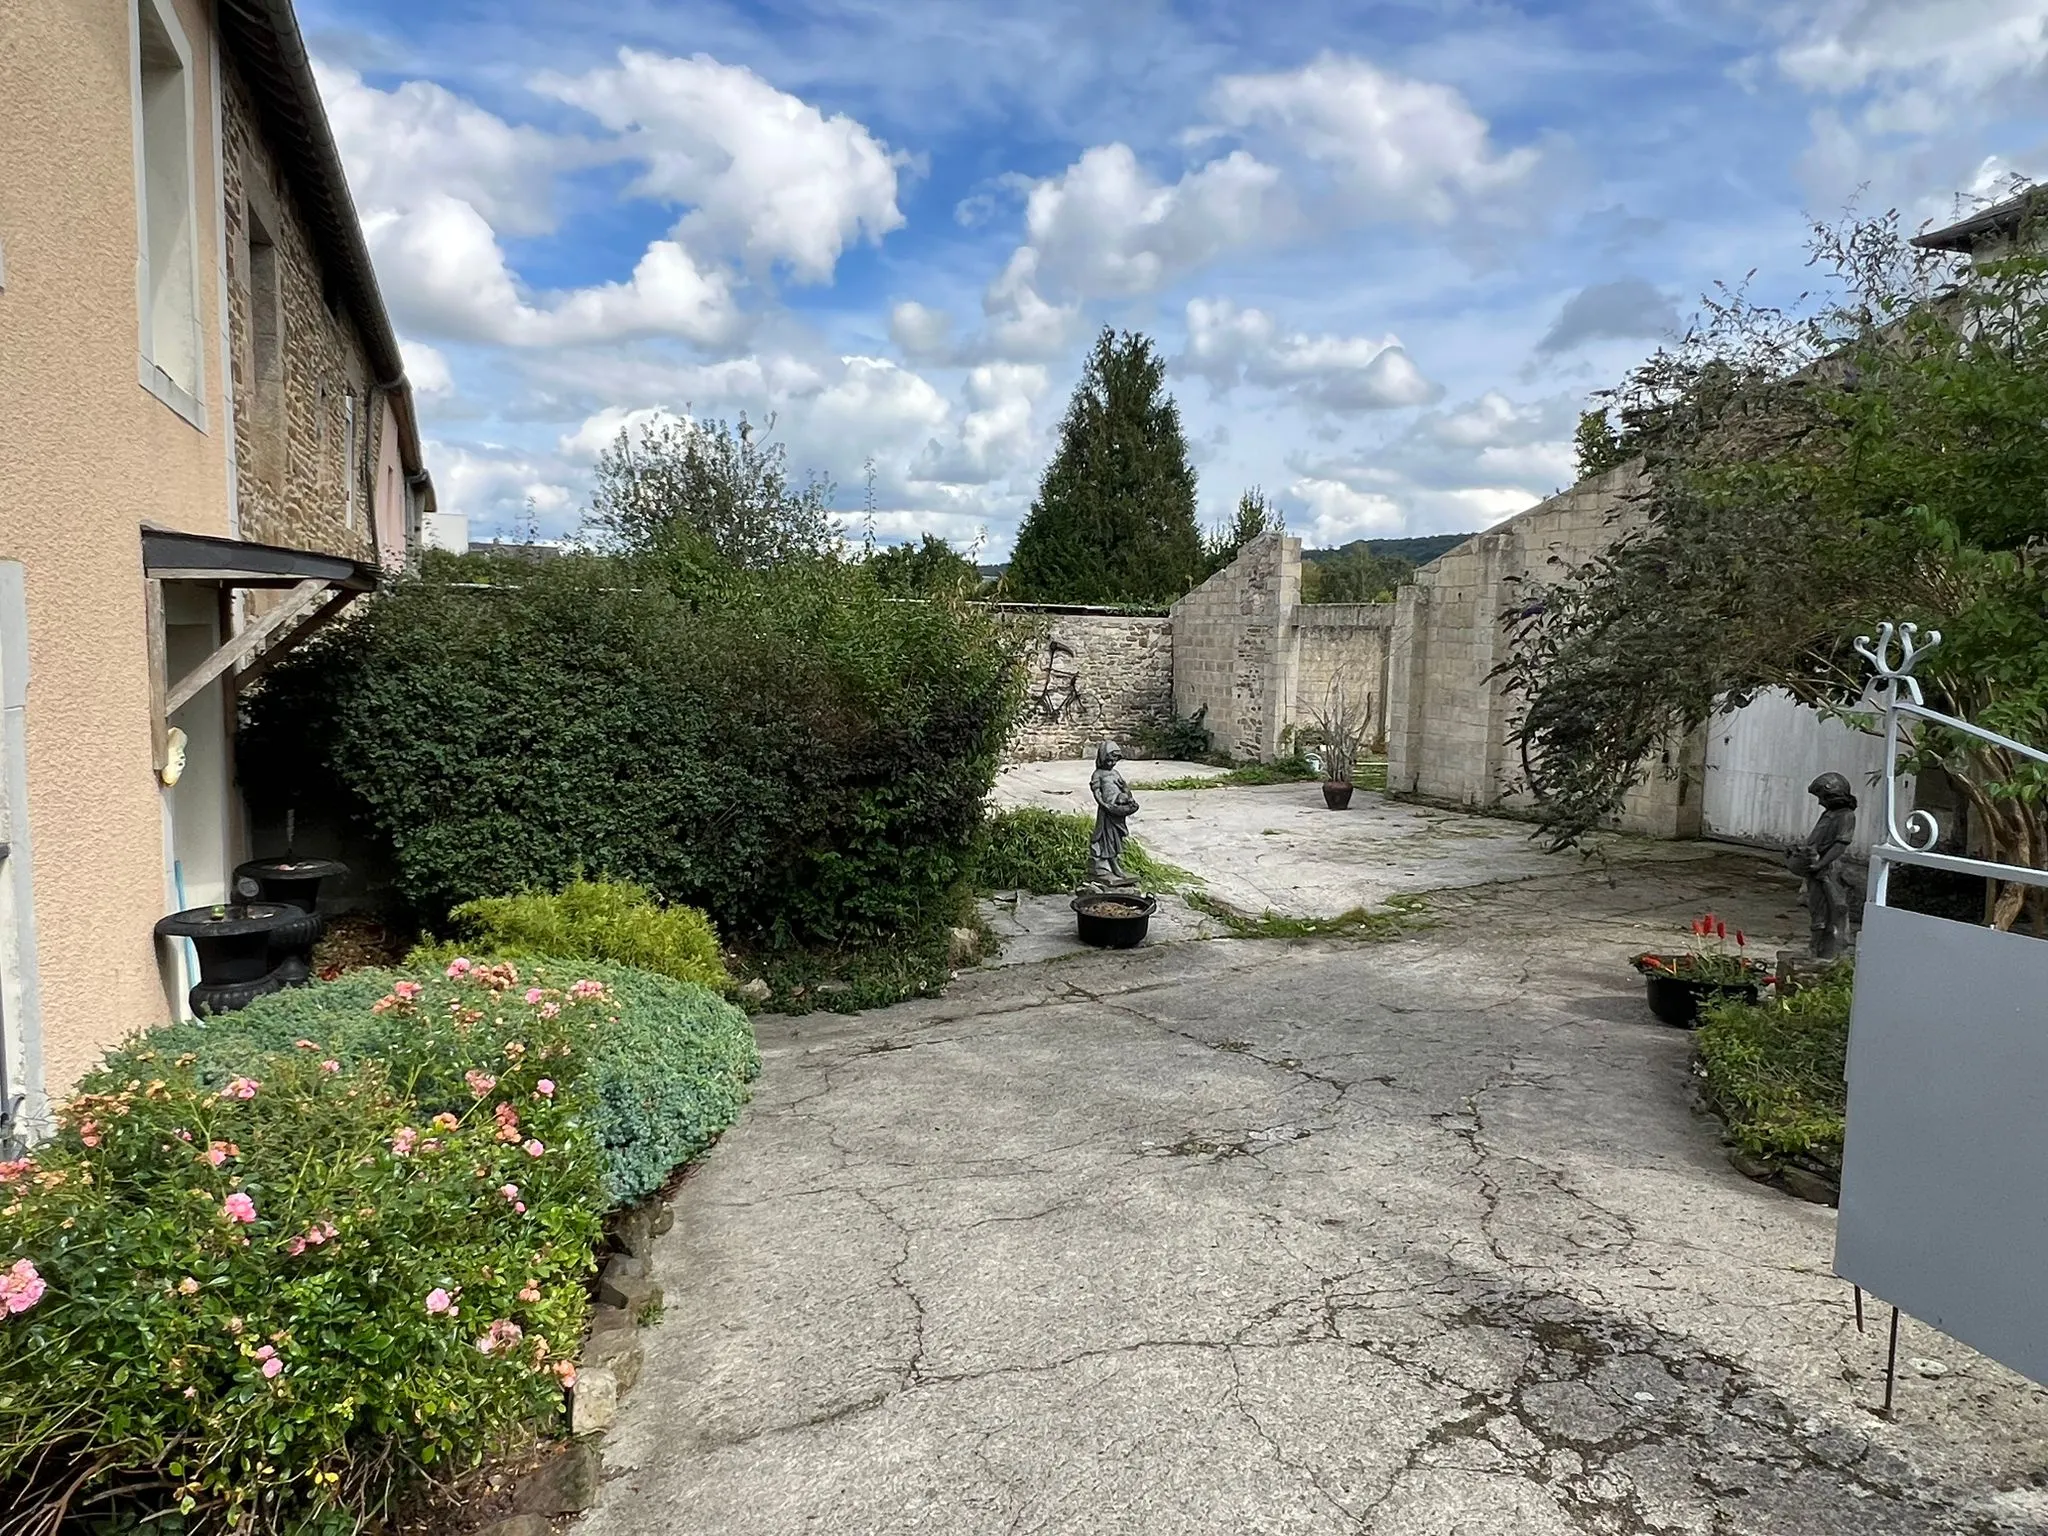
<box><xmin>1294</xmin><ymin>604</ymin><xmax>1392</xmax><ymax>751</ymax></box>
<box><xmin>1000</xmin><ymin>609</ymin><xmax>1174</xmax><ymax>762</ymax></box>
<box><xmin>1382</xmin><ymin>462</ymin><xmax>1704</xmax><ymax>837</ymax></box>
<box><xmin>1169</xmin><ymin>534</ymin><xmax>1301</xmax><ymax>761</ymax></box>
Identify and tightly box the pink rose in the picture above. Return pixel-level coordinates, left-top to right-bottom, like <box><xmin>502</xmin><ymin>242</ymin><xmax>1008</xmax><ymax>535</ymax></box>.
<box><xmin>446</xmin><ymin>957</ymin><xmax>472</xmax><ymax>978</ymax></box>
<box><xmin>571</xmin><ymin>979</ymin><xmax>606</xmax><ymax>1000</ymax></box>
<box><xmin>221</xmin><ymin>1192</ymin><xmax>257</xmax><ymax>1224</ymax></box>
<box><xmin>390</xmin><ymin>1126</ymin><xmax>419</xmax><ymax>1157</ymax></box>
<box><xmin>393</xmin><ymin>980</ymin><xmax>422</xmax><ymax>1001</ymax></box>
<box><xmin>425</xmin><ymin>1287</ymin><xmax>453</xmax><ymax>1315</ymax></box>
<box><xmin>517</xmin><ymin>1284</ymin><xmax>541</xmax><ymax>1303</ymax></box>
<box><xmin>320</xmin><ymin>1060</ymin><xmax>340</xmax><ymax>1073</ymax></box>
<box><xmin>535</xmin><ymin>1079</ymin><xmax>555</xmax><ymax>1099</ymax></box>
<box><xmin>498</xmin><ymin>1183</ymin><xmax>521</xmax><ymax>1202</ymax></box>
<box><xmin>262</xmin><ymin>1356</ymin><xmax>284</xmax><ymax>1379</ymax></box>
<box><xmin>524</xmin><ymin>988</ymin><xmax>545</xmax><ymax>1005</ymax></box>
<box><xmin>0</xmin><ymin>1259</ymin><xmax>47</xmax><ymax>1315</ymax></box>
<box><xmin>522</xmin><ymin>1139</ymin><xmax>545</xmax><ymax>1159</ymax></box>
<box><xmin>464</xmin><ymin>1070</ymin><xmax>497</xmax><ymax>1099</ymax></box>
<box><xmin>221</xmin><ymin>1077</ymin><xmax>260</xmax><ymax>1100</ymax></box>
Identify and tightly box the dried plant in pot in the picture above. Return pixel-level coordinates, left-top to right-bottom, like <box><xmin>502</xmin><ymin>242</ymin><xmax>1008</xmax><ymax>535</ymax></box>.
<box><xmin>1303</xmin><ymin>676</ymin><xmax>1374</xmax><ymax>809</ymax></box>
<box><xmin>1632</xmin><ymin>913</ymin><xmax>1770</xmax><ymax>1027</ymax></box>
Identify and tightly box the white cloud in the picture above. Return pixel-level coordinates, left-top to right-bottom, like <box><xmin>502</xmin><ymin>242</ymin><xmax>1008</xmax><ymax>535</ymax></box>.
<box><xmin>1288</xmin><ymin>477</ymin><xmax>1406</xmax><ymax>542</ymax></box>
<box><xmin>889</xmin><ymin>300</ymin><xmax>957</xmax><ymax>364</ymax></box>
<box><xmin>1208</xmin><ymin>52</ymin><xmax>1538</xmax><ymax>221</ymax></box>
<box><xmin>1775</xmin><ymin>0</ymin><xmax>2048</xmax><ymax>101</ymax></box>
<box><xmin>1180</xmin><ymin>298</ymin><xmax>1440</xmax><ymax>410</ymax></box>
<box><xmin>914</xmin><ymin>363</ymin><xmax>1048</xmax><ymax>484</ymax></box>
<box><xmin>426</xmin><ymin>439</ymin><xmax>576</xmax><ymax>532</ymax></box>
<box><xmin>980</xmin><ymin>248</ymin><xmax>1083</xmax><ymax>360</ymax></box>
<box><xmin>1015</xmin><ymin>142</ymin><xmax>1284</xmax><ymax>297</ymax></box>
<box><xmin>315</xmin><ymin>63</ymin><xmax>565</xmax><ymax>236</ymax></box>
<box><xmin>538</xmin><ymin>49</ymin><xmax>907</xmax><ymax>283</ymax></box>
<box><xmin>1535</xmin><ymin>279</ymin><xmax>1680</xmax><ymax>354</ymax></box>
<box><xmin>557</xmin><ymin>405</ymin><xmax>690</xmax><ymax>461</ymax></box>
<box><xmin>398</xmin><ymin>337</ymin><xmax>454</xmax><ymax>400</ymax></box>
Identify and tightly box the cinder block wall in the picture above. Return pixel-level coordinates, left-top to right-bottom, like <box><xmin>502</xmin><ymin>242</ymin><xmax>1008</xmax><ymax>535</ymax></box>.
<box><xmin>1383</xmin><ymin>463</ymin><xmax>1704</xmax><ymax>837</ymax></box>
<box><xmin>1294</xmin><ymin>605</ymin><xmax>1392</xmax><ymax>750</ymax></box>
<box><xmin>1003</xmin><ymin>611</ymin><xmax>1174</xmax><ymax>761</ymax></box>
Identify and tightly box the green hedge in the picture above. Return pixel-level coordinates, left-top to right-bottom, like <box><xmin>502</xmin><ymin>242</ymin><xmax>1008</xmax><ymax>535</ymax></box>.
<box><xmin>0</xmin><ymin>967</ymin><xmax>609</xmax><ymax>1530</ymax></box>
<box><xmin>117</xmin><ymin>960</ymin><xmax>760</xmax><ymax>1207</ymax></box>
<box><xmin>447</xmin><ymin>878</ymin><xmax>729</xmax><ymax>991</ymax></box>
<box><xmin>974</xmin><ymin>807</ymin><xmax>1191</xmax><ymax>894</ymax></box>
<box><xmin>1695</xmin><ymin>967</ymin><xmax>1853</xmax><ymax>1170</ymax></box>
<box><xmin>237</xmin><ymin>555</ymin><xmax>1021</xmax><ymax>947</ymax></box>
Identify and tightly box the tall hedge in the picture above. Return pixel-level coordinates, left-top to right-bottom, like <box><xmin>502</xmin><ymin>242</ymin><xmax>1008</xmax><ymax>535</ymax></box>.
<box><xmin>239</xmin><ymin>554</ymin><xmax>1021</xmax><ymax>945</ymax></box>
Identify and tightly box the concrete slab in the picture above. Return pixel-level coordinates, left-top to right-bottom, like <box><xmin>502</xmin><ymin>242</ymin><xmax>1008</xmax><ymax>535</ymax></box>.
<box><xmin>576</xmin><ymin>854</ymin><xmax>2048</xmax><ymax>1536</ymax></box>
<box><xmin>991</xmin><ymin>756</ymin><xmax>1719</xmax><ymax>920</ymax></box>
<box><xmin>977</xmin><ymin>891</ymin><xmax>1230</xmax><ymax>966</ymax></box>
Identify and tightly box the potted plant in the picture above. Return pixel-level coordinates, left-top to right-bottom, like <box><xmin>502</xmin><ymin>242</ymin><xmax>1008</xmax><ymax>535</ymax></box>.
<box><xmin>1305</xmin><ymin>677</ymin><xmax>1374</xmax><ymax>810</ymax></box>
<box><xmin>1631</xmin><ymin>913</ymin><xmax>1769</xmax><ymax>1027</ymax></box>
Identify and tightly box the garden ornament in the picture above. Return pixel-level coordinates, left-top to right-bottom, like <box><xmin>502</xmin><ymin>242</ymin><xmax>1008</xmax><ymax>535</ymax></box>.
<box><xmin>1086</xmin><ymin>741</ymin><xmax>1141</xmax><ymax>888</ymax></box>
<box><xmin>1788</xmin><ymin>772</ymin><xmax>1857</xmax><ymax>960</ymax></box>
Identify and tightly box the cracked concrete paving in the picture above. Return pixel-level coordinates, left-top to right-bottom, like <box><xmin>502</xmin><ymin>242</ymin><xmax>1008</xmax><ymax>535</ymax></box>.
<box><xmin>575</xmin><ymin>849</ymin><xmax>2048</xmax><ymax>1535</ymax></box>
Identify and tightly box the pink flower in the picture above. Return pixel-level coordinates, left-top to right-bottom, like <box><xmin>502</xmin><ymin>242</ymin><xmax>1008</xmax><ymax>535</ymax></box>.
<box><xmin>517</xmin><ymin>1284</ymin><xmax>541</xmax><ymax>1303</ymax></box>
<box><xmin>286</xmin><ymin>1238</ymin><xmax>307</xmax><ymax>1257</ymax></box>
<box><xmin>498</xmin><ymin>1183</ymin><xmax>521</xmax><ymax>1202</ymax></box>
<box><xmin>539</xmin><ymin>1001</ymin><xmax>561</xmax><ymax>1019</ymax></box>
<box><xmin>294</xmin><ymin>1039</ymin><xmax>319</xmax><ymax>1050</ymax></box>
<box><xmin>221</xmin><ymin>1193</ymin><xmax>257</xmax><ymax>1224</ymax></box>
<box><xmin>554</xmin><ymin>1361</ymin><xmax>576</xmax><ymax>1388</ymax></box>
<box><xmin>178</xmin><ymin>1276</ymin><xmax>200</xmax><ymax>1295</ymax></box>
<box><xmin>262</xmin><ymin>1356</ymin><xmax>284</xmax><ymax>1379</ymax></box>
<box><xmin>446</xmin><ymin>957</ymin><xmax>473</xmax><ymax>978</ymax></box>
<box><xmin>78</xmin><ymin>1119</ymin><xmax>101</xmax><ymax>1148</ymax></box>
<box><xmin>390</xmin><ymin>1127</ymin><xmax>419</xmax><ymax>1157</ymax></box>
<box><xmin>221</xmin><ymin>1077</ymin><xmax>260</xmax><ymax>1100</ymax></box>
<box><xmin>524</xmin><ymin>988</ymin><xmax>544</xmax><ymax>1005</ymax></box>
<box><xmin>205</xmin><ymin>1141</ymin><xmax>233</xmax><ymax>1168</ymax></box>
<box><xmin>464</xmin><ymin>1070</ymin><xmax>497</xmax><ymax>1099</ymax></box>
<box><xmin>425</xmin><ymin>1287</ymin><xmax>453</xmax><ymax>1316</ymax></box>
<box><xmin>0</xmin><ymin>1159</ymin><xmax>30</xmax><ymax>1183</ymax></box>
<box><xmin>476</xmin><ymin>1317</ymin><xmax>525</xmax><ymax>1355</ymax></box>
<box><xmin>494</xmin><ymin>1102</ymin><xmax>522</xmax><ymax>1142</ymax></box>
<box><xmin>393</xmin><ymin>980</ymin><xmax>423</xmax><ymax>1001</ymax></box>
<box><xmin>522</xmin><ymin>1139</ymin><xmax>545</xmax><ymax>1159</ymax></box>
<box><xmin>1</xmin><ymin>1259</ymin><xmax>47</xmax><ymax>1315</ymax></box>
<box><xmin>514</xmin><ymin>1202</ymin><xmax>526</xmax><ymax>1215</ymax></box>
<box><xmin>571</xmin><ymin>979</ymin><xmax>606</xmax><ymax>1000</ymax></box>
<box><xmin>431</xmin><ymin>1112</ymin><xmax>460</xmax><ymax>1131</ymax></box>
<box><xmin>253</xmin><ymin>1344</ymin><xmax>275</xmax><ymax>1361</ymax></box>
<box><xmin>535</xmin><ymin>1079</ymin><xmax>556</xmax><ymax>1099</ymax></box>
<box><xmin>320</xmin><ymin>1060</ymin><xmax>340</xmax><ymax>1073</ymax></box>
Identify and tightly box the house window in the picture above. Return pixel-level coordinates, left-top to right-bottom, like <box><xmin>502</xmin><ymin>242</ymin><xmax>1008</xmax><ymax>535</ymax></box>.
<box><xmin>243</xmin><ymin>202</ymin><xmax>284</xmax><ymax>489</ymax></box>
<box><xmin>135</xmin><ymin>0</ymin><xmax>203</xmax><ymax>418</ymax></box>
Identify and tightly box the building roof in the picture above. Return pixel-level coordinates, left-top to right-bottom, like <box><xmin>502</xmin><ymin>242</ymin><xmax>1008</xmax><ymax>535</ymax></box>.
<box><xmin>214</xmin><ymin>0</ymin><xmax>432</xmax><ymax>511</ymax></box>
<box><xmin>1913</xmin><ymin>187</ymin><xmax>2048</xmax><ymax>254</ymax></box>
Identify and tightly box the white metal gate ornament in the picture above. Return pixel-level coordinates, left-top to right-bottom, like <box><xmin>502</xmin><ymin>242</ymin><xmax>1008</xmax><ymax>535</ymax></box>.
<box><xmin>1834</xmin><ymin>621</ymin><xmax>2048</xmax><ymax>1411</ymax></box>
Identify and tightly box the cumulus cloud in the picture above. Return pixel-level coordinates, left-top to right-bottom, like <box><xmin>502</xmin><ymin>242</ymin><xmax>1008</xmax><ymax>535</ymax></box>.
<box><xmin>538</xmin><ymin>49</ymin><xmax>907</xmax><ymax>283</ymax></box>
<box><xmin>1180</xmin><ymin>298</ymin><xmax>1440</xmax><ymax>410</ymax></box>
<box><xmin>1534</xmin><ymin>279</ymin><xmax>1679</xmax><ymax>355</ymax></box>
<box><xmin>425</xmin><ymin>439</ymin><xmax>576</xmax><ymax>532</ymax></box>
<box><xmin>1288</xmin><ymin>476</ymin><xmax>1405</xmax><ymax>542</ymax></box>
<box><xmin>914</xmin><ymin>364</ymin><xmax>1048</xmax><ymax>484</ymax></box>
<box><xmin>889</xmin><ymin>300</ymin><xmax>957</xmax><ymax>364</ymax></box>
<box><xmin>1208</xmin><ymin>52</ymin><xmax>1539</xmax><ymax>221</ymax></box>
<box><xmin>1775</xmin><ymin>0</ymin><xmax>2048</xmax><ymax>102</ymax></box>
<box><xmin>1017</xmin><ymin>142</ymin><xmax>1285</xmax><ymax>297</ymax></box>
<box><xmin>556</xmin><ymin>405</ymin><xmax>690</xmax><ymax>461</ymax></box>
<box><xmin>398</xmin><ymin>337</ymin><xmax>454</xmax><ymax>400</ymax></box>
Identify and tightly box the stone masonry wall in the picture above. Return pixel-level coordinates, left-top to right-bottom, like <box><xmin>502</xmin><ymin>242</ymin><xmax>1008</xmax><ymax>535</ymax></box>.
<box><xmin>1295</xmin><ymin>605</ymin><xmax>1391</xmax><ymax>751</ymax></box>
<box><xmin>1003</xmin><ymin>611</ymin><xmax>1174</xmax><ymax>762</ymax></box>
<box><xmin>220</xmin><ymin>56</ymin><xmax>379</xmax><ymax>565</ymax></box>
<box><xmin>1170</xmin><ymin>533</ymin><xmax>1301</xmax><ymax>761</ymax></box>
<box><xmin>1383</xmin><ymin>463</ymin><xmax>1704</xmax><ymax>837</ymax></box>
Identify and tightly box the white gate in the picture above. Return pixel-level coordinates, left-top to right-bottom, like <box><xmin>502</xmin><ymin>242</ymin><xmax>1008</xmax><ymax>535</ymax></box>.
<box><xmin>1702</xmin><ymin>689</ymin><xmax>1889</xmax><ymax>857</ymax></box>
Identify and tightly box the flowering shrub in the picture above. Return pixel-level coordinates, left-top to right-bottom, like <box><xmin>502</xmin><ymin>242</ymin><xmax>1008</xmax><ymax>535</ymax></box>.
<box><xmin>0</xmin><ymin>967</ymin><xmax>611</xmax><ymax>1530</ymax></box>
<box><xmin>125</xmin><ymin>962</ymin><xmax>760</xmax><ymax>1208</ymax></box>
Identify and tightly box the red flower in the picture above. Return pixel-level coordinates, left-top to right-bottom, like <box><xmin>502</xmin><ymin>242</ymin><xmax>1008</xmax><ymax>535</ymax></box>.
<box><xmin>1735</xmin><ymin>929</ymin><xmax>1747</xmax><ymax>948</ymax></box>
<box><xmin>1714</xmin><ymin>918</ymin><xmax>1726</xmax><ymax>940</ymax></box>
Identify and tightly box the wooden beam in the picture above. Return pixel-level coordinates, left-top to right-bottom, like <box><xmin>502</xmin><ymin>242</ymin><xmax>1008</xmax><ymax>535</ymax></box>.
<box><xmin>144</xmin><ymin>578</ymin><xmax>169</xmax><ymax>772</ymax></box>
<box><xmin>234</xmin><ymin>586</ymin><xmax>362</xmax><ymax>692</ymax></box>
<box><xmin>165</xmin><ymin>578</ymin><xmax>328</xmax><ymax>715</ymax></box>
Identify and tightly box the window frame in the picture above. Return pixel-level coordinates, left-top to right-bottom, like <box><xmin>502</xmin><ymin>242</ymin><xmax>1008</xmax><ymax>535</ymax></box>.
<box><xmin>130</xmin><ymin>0</ymin><xmax>208</xmax><ymax>431</ymax></box>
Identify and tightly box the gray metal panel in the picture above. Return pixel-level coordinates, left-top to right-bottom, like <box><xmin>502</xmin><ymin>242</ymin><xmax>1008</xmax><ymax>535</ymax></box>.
<box><xmin>1835</xmin><ymin>902</ymin><xmax>2048</xmax><ymax>1385</ymax></box>
<box><xmin>1701</xmin><ymin>689</ymin><xmax>1888</xmax><ymax>857</ymax></box>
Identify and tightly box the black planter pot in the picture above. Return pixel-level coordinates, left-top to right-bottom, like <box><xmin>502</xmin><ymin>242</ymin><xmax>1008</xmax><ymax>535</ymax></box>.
<box><xmin>1631</xmin><ymin>955</ymin><xmax>1763</xmax><ymax>1027</ymax></box>
<box><xmin>1072</xmin><ymin>892</ymin><xmax>1157</xmax><ymax>949</ymax></box>
<box><xmin>155</xmin><ymin>904</ymin><xmax>296</xmax><ymax>1016</ymax></box>
<box><xmin>233</xmin><ymin>858</ymin><xmax>347</xmax><ymax>987</ymax></box>
<box><xmin>1322</xmin><ymin>782</ymin><xmax>1354</xmax><ymax>810</ymax></box>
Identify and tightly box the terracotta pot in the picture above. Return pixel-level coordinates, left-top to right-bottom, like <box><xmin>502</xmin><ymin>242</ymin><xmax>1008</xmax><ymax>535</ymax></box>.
<box><xmin>1322</xmin><ymin>782</ymin><xmax>1354</xmax><ymax>810</ymax></box>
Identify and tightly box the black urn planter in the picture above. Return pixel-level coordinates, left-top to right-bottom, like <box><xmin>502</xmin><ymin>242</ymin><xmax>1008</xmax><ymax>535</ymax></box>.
<box><xmin>1631</xmin><ymin>954</ymin><xmax>1764</xmax><ymax>1028</ymax></box>
<box><xmin>233</xmin><ymin>858</ymin><xmax>347</xmax><ymax>986</ymax></box>
<box><xmin>1322</xmin><ymin>782</ymin><xmax>1354</xmax><ymax>810</ymax></box>
<box><xmin>154</xmin><ymin>904</ymin><xmax>297</xmax><ymax>1016</ymax></box>
<box><xmin>1072</xmin><ymin>892</ymin><xmax>1157</xmax><ymax>949</ymax></box>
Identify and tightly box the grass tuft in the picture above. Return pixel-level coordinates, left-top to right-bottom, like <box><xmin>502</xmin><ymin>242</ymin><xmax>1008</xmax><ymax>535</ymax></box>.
<box><xmin>1189</xmin><ymin>891</ymin><xmax>1431</xmax><ymax>941</ymax></box>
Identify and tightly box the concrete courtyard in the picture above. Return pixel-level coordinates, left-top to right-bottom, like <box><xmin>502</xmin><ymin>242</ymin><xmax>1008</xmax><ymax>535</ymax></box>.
<box><xmin>574</xmin><ymin>790</ymin><xmax>2048</xmax><ymax>1535</ymax></box>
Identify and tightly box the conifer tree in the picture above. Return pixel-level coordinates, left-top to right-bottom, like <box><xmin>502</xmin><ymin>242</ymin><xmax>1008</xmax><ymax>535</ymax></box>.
<box><xmin>1006</xmin><ymin>328</ymin><xmax>1202</xmax><ymax>603</ymax></box>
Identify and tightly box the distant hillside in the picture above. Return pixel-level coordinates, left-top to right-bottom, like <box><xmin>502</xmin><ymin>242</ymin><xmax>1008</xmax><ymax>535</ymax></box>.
<box><xmin>1302</xmin><ymin>533</ymin><xmax>1472</xmax><ymax>567</ymax></box>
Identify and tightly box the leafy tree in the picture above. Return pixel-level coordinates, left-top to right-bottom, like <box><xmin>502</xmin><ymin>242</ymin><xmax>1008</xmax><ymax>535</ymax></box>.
<box><xmin>1302</xmin><ymin>544</ymin><xmax>1413</xmax><ymax>603</ymax></box>
<box><xmin>867</xmin><ymin>534</ymin><xmax>983</xmax><ymax>597</ymax></box>
<box><xmin>1572</xmin><ymin>407</ymin><xmax>1633</xmax><ymax>479</ymax></box>
<box><xmin>584</xmin><ymin>413</ymin><xmax>836</xmax><ymax>570</ymax></box>
<box><xmin>1005</xmin><ymin>329</ymin><xmax>1203</xmax><ymax>604</ymax></box>
<box><xmin>1203</xmin><ymin>488</ymin><xmax>1281</xmax><ymax>576</ymax></box>
<box><xmin>1498</xmin><ymin>203</ymin><xmax>2048</xmax><ymax>929</ymax></box>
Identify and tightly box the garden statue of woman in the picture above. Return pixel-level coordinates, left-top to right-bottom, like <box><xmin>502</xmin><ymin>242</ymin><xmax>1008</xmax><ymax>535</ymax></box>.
<box><xmin>1088</xmin><ymin>741</ymin><xmax>1141</xmax><ymax>888</ymax></box>
<box><xmin>1787</xmin><ymin>772</ymin><xmax>1857</xmax><ymax>960</ymax></box>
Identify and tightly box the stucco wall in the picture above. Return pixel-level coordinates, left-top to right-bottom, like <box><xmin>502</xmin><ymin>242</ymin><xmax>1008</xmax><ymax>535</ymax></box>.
<box><xmin>1383</xmin><ymin>463</ymin><xmax>1703</xmax><ymax>837</ymax></box>
<box><xmin>0</xmin><ymin>0</ymin><xmax>238</xmax><ymax>1107</ymax></box>
<box><xmin>1003</xmin><ymin>611</ymin><xmax>1174</xmax><ymax>762</ymax></box>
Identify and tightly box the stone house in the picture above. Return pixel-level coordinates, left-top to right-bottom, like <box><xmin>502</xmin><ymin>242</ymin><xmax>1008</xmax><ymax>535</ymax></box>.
<box><xmin>0</xmin><ymin>0</ymin><xmax>436</xmax><ymax>1133</ymax></box>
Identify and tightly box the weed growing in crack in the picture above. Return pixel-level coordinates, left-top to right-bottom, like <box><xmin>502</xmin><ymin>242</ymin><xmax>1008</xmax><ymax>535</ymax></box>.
<box><xmin>1189</xmin><ymin>891</ymin><xmax>1432</xmax><ymax>941</ymax></box>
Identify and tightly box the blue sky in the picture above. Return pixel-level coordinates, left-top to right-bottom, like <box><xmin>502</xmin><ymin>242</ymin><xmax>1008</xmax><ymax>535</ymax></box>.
<box><xmin>301</xmin><ymin>0</ymin><xmax>2048</xmax><ymax>554</ymax></box>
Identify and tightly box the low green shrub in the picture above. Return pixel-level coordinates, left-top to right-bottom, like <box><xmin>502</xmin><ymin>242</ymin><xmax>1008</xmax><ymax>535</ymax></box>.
<box><xmin>447</xmin><ymin>878</ymin><xmax>728</xmax><ymax>990</ymax></box>
<box><xmin>1695</xmin><ymin>967</ymin><xmax>1853</xmax><ymax>1170</ymax></box>
<box><xmin>974</xmin><ymin>807</ymin><xmax>1193</xmax><ymax>894</ymax></box>
<box><xmin>122</xmin><ymin>961</ymin><xmax>760</xmax><ymax>1208</ymax></box>
<box><xmin>1128</xmin><ymin>705</ymin><xmax>1211</xmax><ymax>762</ymax></box>
<box><xmin>0</xmin><ymin>965</ymin><xmax>609</xmax><ymax>1531</ymax></box>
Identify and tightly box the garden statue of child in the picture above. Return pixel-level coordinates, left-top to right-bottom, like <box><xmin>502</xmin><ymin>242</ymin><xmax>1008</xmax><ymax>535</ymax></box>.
<box><xmin>1787</xmin><ymin>772</ymin><xmax>1857</xmax><ymax>960</ymax></box>
<box><xmin>1087</xmin><ymin>741</ymin><xmax>1141</xmax><ymax>888</ymax></box>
